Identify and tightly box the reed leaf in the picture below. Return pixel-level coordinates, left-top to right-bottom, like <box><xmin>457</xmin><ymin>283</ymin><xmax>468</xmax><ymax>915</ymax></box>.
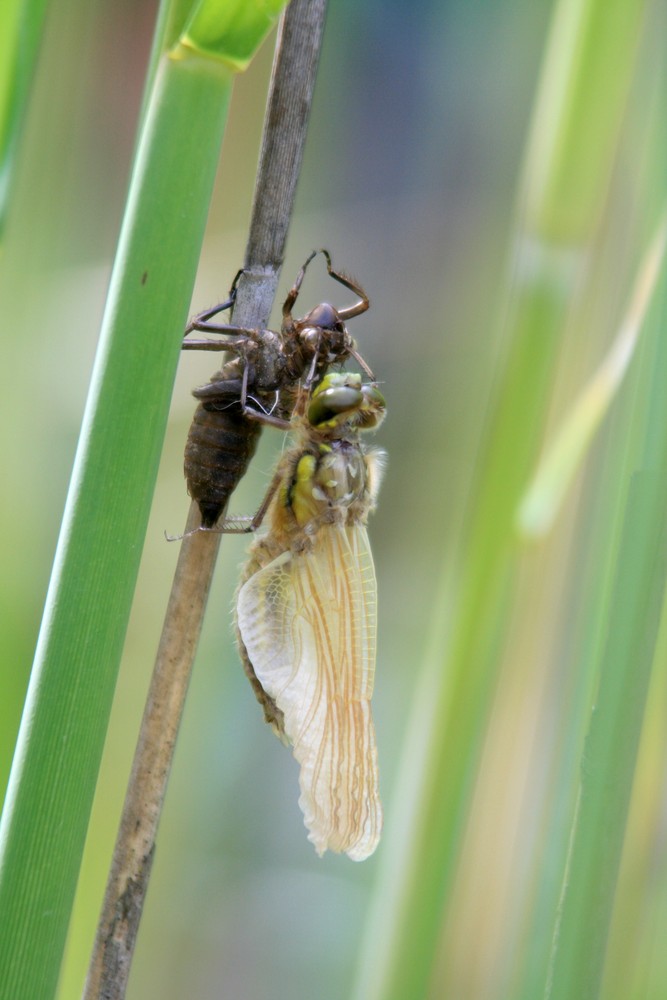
<box><xmin>0</xmin><ymin>3</ymin><xmax>285</xmax><ymax>998</ymax></box>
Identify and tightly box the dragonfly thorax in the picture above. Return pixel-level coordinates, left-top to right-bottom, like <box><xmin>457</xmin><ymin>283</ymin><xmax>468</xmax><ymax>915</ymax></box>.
<box><xmin>290</xmin><ymin>441</ymin><xmax>369</xmax><ymax>529</ymax></box>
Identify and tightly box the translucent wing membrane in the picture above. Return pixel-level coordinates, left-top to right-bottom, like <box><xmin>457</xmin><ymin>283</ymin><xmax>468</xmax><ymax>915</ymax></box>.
<box><xmin>237</xmin><ymin>523</ymin><xmax>382</xmax><ymax>860</ymax></box>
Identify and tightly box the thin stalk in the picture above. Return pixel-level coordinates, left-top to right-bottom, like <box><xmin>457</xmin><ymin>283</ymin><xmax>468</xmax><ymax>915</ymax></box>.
<box><xmin>83</xmin><ymin>3</ymin><xmax>328</xmax><ymax>998</ymax></box>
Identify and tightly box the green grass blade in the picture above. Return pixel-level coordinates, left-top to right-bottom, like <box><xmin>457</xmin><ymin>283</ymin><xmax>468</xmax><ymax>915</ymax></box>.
<box><xmin>544</xmin><ymin>85</ymin><xmax>667</xmax><ymax>989</ymax></box>
<box><xmin>521</xmin><ymin>0</ymin><xmax>647</xmax><ymax>238</ymax></box>
<box><xmin>519</xmin><ymin>58</ymin><xmax>667</xmax><ymax>999</ymax></box>
<box><xmin>546</xmin><ymin>464</ymin><xmax>667</xmax><ymax>1000</ymax></box>
<box><xmin>0</xmin><ymin>1</ymin><xmax>285</xmax><ymax>990</ymax></box>
<box><xmin>354</xmin><ymin>1</ymin><xmax>650</xmax><ymax>998</ymax></box>
<box><xmin>0</xmin><ymin>55</ymin><xmax>233</xmax><ymax>1000</ymax></box>
<box><xmin>181</xmin><ymin>0</ymin><xmax>285</xmax><ymax>68</ymax></box>
<box><xmin>518</xmin><ymin>213</ymin><xmax>667</xmax><ymax>537</ymax></box>
<box><xmin>0</xmin><ymin>0</ymin><xmax>49</xmax><ymax>234</ymax></box>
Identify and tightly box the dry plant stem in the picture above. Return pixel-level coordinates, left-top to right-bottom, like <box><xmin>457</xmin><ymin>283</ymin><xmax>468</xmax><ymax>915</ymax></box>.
<box><xmin>247</xmin><ymin>0</ymin><xmax>328</xmax><ymax>267</ymax></box>
<box><xmin>82</xmin><ymin>507</ymin><xmax>221</xmax><ymax>1000</ymax></box>
<box><xmin>83</xmin><ymin>2</ymin><xmax>328</xmax><ymax>998</ymax></box>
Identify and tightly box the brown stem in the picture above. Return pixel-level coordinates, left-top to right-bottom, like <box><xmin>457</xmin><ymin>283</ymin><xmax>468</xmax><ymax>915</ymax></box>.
<box><xmin>82</xmin><ymin>2</ymin><xmax>328</xmax><ymax>997</ymax></box>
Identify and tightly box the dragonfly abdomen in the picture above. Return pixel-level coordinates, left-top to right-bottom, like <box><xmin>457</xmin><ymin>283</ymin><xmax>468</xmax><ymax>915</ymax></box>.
<box><xmin>184</xmin><ymin>402</ymin><xmax>262</xmax><ymax>529</ymax></box>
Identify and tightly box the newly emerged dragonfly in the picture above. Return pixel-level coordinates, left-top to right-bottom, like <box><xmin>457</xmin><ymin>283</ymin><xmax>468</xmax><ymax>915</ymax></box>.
<box><xmin>229</xmin><ymin>372</ymin><xmax>386</xmax><ymax>861</ymax></box>
<box><xmin>182</xmin><ymin>250</ymin><xmax>373</xmax><ymax>528</ymax></box>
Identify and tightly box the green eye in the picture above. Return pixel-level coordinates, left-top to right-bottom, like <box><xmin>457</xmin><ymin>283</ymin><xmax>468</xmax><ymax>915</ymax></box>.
<box><xmin>307</xmin><ymin>386</ymin><xmax>363</xmax><ymax>426</ymax></box>
<box><xmin>363</xmin><ymin>385</ymin><xmax>386</xmax><ymax>409</ymax></box>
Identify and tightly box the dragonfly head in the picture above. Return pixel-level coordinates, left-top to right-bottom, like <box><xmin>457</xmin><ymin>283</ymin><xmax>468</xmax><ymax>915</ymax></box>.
<box><xmin>297</xmin><ymin>303</ymin><xmax>353</xmax><ymax>367</ymax></box>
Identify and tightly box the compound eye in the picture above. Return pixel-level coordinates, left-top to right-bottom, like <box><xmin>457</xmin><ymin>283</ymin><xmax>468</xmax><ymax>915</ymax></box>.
<box><xmin>301</xmin><ymin>327</ymin><xmax>321</xmax><ymax>349</ymax></box>
<box><xmin>362</xmin><ymin>385</ymin><xmax>386</xmax><ymax>409</ymax></box>
<box><xmin>305</xmin><ymin>302</ymin><xmax>343</xmax><ymax>331</ymax></box>
<box><xmin>307</xmin><ymin>385</ymin><xmax>363</xmax><ymax>427</ymax></box>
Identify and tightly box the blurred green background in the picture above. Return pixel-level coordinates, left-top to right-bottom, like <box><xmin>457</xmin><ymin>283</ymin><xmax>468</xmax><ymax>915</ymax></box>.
<box><xmin>2</xmin><ymin>0</ymin><xmax>666</xmax><ymax>998</ymax></box>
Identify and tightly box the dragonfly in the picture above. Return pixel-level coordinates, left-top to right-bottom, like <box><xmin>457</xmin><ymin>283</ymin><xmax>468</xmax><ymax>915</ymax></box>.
<box><xmin>182</xmin><ymin>250</ymin><xmax>374</xmax><ymax>529</ymax></box>
<box><xmin>230</xmin><ymin>372</ymin><xmax>386</xmax><ymax>861</ymax></box>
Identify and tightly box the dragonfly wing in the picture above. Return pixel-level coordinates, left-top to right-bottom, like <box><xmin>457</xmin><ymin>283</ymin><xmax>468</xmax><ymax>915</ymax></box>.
<box><xmin>237</xmin><ymin>523</ymin><xmax>382</xmax><ymax>861</ymax></box>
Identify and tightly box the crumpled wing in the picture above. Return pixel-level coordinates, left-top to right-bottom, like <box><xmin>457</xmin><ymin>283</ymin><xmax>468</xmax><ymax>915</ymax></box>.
<box><xmin>237</xmin><ymin>523</ymin><xmax>382</xmax><ymax>861</ymax></box>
